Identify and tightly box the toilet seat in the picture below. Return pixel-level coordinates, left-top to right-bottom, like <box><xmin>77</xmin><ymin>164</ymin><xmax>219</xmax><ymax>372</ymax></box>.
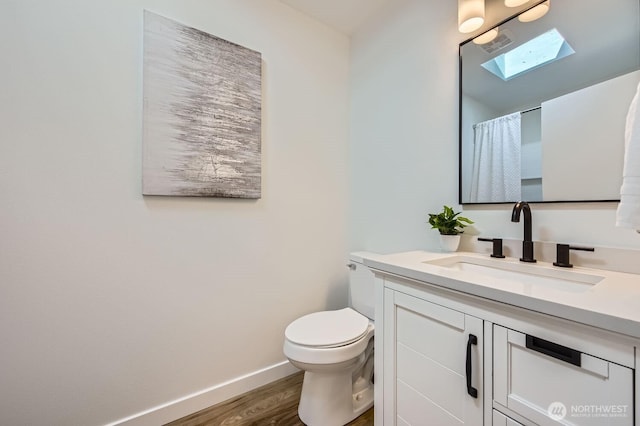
<box><xmin>285</xmin><ymin>308</ymin><xmax>370</xmax><ymax>348</ymax></box>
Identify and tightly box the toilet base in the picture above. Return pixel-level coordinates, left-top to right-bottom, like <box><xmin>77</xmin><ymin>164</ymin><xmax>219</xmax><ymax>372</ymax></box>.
<box><xmin>296</xmin><ymin>338</ymin><xmax>374</xmax><ymax>426</ymax></box>
<box><xmin>298</xmin><ymin>370</ymin><xmax>373</xmax><ymax>426</ymax></box>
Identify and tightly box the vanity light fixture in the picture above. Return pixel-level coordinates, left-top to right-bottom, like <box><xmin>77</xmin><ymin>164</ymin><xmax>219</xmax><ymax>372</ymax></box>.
<box><xmin>473</xmin><ymin>28</ymin><xmax>499</xmax><ymax>45</ymax></box>
<box><xmin>458</xmin><ymin>0</ymin><xmax>485</xmax><ymax>33</ymax></box>
<box><xmin>505</xmin><ymin>0</ymin><xmax>530</xmax><ymax>7</ymax></box>
<box><xmin>518</xmin><ymin>0</ymin><xmax>550</xmax><ymax>22</ymax></box>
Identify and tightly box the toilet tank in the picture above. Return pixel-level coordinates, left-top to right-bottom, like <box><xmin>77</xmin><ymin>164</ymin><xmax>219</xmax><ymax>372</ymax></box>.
<box><xmin>348</xmin><ymin>252</ymin><xmax>375</xmax><ymax>320</ymax></box>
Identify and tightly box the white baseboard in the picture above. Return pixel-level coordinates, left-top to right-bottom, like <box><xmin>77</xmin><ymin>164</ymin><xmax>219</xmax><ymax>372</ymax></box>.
<box><xmin>105</xmin><ymin>360</ymin><xmax>299</xmax><ymax>426</ymax></box>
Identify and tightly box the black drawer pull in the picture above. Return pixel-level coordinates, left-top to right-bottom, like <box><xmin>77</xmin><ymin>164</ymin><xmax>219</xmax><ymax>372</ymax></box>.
<box><xmin>525</xmin><ymin>335</ymin><xmax>581</xmax><ymax>367</ymax></box>
<box><xmin>466</xmin><ymin>334</ymin><xmax>478</xmax><ymax>398</ymax></box>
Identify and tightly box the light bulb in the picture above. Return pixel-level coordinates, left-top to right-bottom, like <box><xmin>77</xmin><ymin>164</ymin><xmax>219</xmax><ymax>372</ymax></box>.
<box><xmin>518</xmin><ymin>0</ymin><xmax>550</xmax><ymax>23</ymax></box>
<box><xmin>458</xmin><ymin>0</ymin><xmax>485</xmax><ymax>33</ymax></box>
<box><xmin>473</xmin><ymin>28</ymin><xmax>499</xmax><ymax>45</ymax></box>
<box><xmin>505</xmin><ymin>0</ymin><xmax>530</xmax><ymax>7</ymax></box>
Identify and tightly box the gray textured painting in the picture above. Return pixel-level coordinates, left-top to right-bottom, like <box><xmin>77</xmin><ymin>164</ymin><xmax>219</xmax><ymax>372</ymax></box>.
<box><xmin>143</xmin><ymin>11</ymin><xmax>262</xmax><ymax>198</ymax></box>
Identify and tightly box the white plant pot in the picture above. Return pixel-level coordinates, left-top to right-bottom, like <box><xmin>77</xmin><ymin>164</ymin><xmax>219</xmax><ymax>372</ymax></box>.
<box><xmin>439</xmin><ymin>234</ymin><xmax>461</xmax><ymax>252</ymax></box>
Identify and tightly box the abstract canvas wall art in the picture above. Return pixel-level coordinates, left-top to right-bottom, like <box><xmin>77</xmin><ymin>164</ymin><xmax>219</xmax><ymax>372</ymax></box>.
<box><xmin>143</xmin><ymin>11</ymin><xmax>262</xmax><ymax>198</ymax></box>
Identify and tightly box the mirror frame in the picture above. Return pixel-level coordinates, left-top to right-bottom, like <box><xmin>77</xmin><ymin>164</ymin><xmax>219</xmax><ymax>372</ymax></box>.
<box><xmin>458</xmin><ymin>0</ymin><xmax>637</xmax><ymax>205</ymax></box>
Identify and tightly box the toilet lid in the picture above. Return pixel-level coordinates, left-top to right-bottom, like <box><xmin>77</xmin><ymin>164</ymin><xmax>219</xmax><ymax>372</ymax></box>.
<box><xmin>285</xmin><ymin>308</ymin><xmax>370</xmax><ymax>348</ymax></box>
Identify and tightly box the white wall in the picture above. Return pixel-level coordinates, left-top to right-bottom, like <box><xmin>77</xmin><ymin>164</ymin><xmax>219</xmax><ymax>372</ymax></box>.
<box><xmin>521</xmin><ymin>108</ymin><xmax>542</xmax><ymax>201</ymax></box>
<box><xmin>349</xmin><ymin>0</ymin><xmax>640</xmax><ymax>255</ymax></box>
<box><xmin>349</xmin><ymin>0</ymin><xmax>461</xmax><ymax>253</ymax></box>
<box><xmin>542</xmin><ymin>70</ymin><xmax>639</xmax><ymax>201</ymax></box>
<box><xmin>0</xmin><ymin>1</ymin><xmax>349</xmax><ymax>425</ymax></box>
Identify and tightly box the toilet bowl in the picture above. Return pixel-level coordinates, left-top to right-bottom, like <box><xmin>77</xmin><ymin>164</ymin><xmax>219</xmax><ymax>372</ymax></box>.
<box><xmin>283</xmin><ymin>255</ymin><xmax>375</xmax><ymax>426</ymax></box>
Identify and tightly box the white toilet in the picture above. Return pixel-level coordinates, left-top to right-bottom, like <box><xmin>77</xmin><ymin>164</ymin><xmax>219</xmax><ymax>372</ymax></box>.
<box><xmin>283</xmin><ymin>254</ymin><xmax>375</xmax><ymax>426</ymax></box>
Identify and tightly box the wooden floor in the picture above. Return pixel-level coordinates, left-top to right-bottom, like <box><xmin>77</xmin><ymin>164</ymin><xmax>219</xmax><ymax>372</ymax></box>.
<box><xmin>166</xmin><ymin>372</ymin><xmax>374</xmax><ymax>426</ymax></box>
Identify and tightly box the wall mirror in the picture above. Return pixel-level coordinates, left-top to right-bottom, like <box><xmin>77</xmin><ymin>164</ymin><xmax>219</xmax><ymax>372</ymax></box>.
<box><xmin>459</xmin><ymin>0</ymin><xmax>640</xmax><ymax>204</ymax></box>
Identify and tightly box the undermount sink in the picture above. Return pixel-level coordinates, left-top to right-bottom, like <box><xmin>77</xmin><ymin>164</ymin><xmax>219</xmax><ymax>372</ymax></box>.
<box><xmin>424</xmin><ymin>255</ymin><xmax>605</xmax><ymax>293</ymax></box>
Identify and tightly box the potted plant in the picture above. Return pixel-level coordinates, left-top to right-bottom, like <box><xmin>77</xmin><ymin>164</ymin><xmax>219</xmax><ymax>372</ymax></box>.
<box><xmin>428</xmin><ymin>205</ymin><xmax>473</xmax><ymax>252</ymax></box>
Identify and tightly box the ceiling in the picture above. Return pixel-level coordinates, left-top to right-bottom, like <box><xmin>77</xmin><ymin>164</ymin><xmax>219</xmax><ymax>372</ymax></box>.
<box><xmin>278</xmin><ymin>0</ymin><xmax>533</xmax><ymax>36</ymax></box>
<box><xmin>279</xmin><ymin>0</ymin><xmax>392</xmax><ymax>34</ymax></box>
<box><xmin>278</xmin><ymin>0</ymin><xmax>640</xmax><ymax>115</ymax></box>
<box><xmin>462</xmin><ymin>0</ymin><xmax>639</xmax><ymax>113</ymax></box>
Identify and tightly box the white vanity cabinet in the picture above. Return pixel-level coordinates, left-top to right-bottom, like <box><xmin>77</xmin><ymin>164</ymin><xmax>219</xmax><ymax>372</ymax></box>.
<box><xmin>375</xmin><ymin>272</ymin><xmax>638</xmax><ymax>426</ymax></box>
<box><xmin>382</xmin><ymin>288</ymin><xmax>483</xmax><ymax>426</ymax></box>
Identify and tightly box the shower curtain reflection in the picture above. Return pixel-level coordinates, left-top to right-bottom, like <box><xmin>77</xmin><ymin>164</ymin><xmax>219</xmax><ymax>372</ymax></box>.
<box><xmin>469</xmin><ymin>112</ymin><xmax>522</xmax><ymax>203</ymax></box>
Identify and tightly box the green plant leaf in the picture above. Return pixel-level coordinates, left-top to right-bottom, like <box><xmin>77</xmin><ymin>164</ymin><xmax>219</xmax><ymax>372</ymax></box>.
<box><xmin>427</xmin><ymin>206</ymin><xmax>474</xmax><ymax>235</ymax></box>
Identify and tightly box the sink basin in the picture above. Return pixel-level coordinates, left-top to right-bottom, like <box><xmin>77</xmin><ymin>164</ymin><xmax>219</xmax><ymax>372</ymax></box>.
<box><xmin>424</xmin><ymin>255</ymin><xmax>604</xmax><ymax>293</ymax></box>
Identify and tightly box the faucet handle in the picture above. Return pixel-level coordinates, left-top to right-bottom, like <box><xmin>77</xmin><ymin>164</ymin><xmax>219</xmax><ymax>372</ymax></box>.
<box><xmin>478</xmin><ymin>237</ymin><xmax>505</xmax><ymax>258</ymax></box>
<box><xmin>553</xmin><ymin>244</ymin><xmax>595</xmax><ymax>268</ymax></box>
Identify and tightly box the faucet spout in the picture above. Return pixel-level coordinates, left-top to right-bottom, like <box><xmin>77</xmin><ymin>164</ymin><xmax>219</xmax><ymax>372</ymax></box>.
<box><xmin>511</xmin><ymin>201</ymin><xmax>536</xmax><ymax>263</ymax></box>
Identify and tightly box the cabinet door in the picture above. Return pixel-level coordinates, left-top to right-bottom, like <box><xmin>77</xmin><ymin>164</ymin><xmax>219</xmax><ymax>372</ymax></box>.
<box><xmin>386</xmin><ymin>290</ymin><xmax>483</xmax><ymax>426</ymax></box>
<box><xmin>493</xmin><ymin>410</ymin><xmax>523</xmax><ymax>426</ymax></box>
<box><xmin>494</xmin><ymin>325</ymin><xmax>633</xmax><ymax>425</ymax></box>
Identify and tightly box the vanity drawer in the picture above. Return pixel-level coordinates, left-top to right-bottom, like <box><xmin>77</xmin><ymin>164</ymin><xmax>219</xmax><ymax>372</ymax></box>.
<box><xmin>493</xmin><ymin>325</ymin><xmax>633</xmax><ymax>425</ymax></box>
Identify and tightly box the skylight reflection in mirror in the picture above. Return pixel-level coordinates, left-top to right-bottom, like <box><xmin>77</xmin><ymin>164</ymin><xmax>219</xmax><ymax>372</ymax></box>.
<box><xmin>481</xmin><ymin>28</ymin><xmax>575</xmax><ymax>81</ymax></box>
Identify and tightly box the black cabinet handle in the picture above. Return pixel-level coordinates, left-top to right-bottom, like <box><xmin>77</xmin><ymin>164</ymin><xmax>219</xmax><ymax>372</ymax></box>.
<box><xmin>466</xmin><ymin>334</ymin><xmax>478</xmax><ymax>398</ymax></box>
<box><xmin>526</xmin><ymin>335</ymin><xmax>582</xmax><ymax>367</ymax></box>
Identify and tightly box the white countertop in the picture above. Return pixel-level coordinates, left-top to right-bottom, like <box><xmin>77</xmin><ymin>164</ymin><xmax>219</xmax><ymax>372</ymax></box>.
<box><xmin>361</xmin><ymin>251</ymin><xmax>640</xmax><ymax>340</ymax></box>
